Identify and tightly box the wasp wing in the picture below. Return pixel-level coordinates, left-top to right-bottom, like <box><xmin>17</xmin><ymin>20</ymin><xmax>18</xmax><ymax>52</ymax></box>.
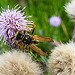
<box><xmin>30</xmin><ymin>35</ymin><xmax>54</xmax><ymax>42</ymax></box>
<box><xmin>28</xmin><ymin>44</ymin><xmax>48</xmax><ymax>56</ymax></box>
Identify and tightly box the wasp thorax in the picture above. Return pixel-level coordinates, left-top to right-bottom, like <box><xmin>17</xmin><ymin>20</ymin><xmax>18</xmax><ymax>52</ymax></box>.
<box><xmin>15</xmin><ymin>31</ymin><xmax>23</xmax><ymax>40</ymax></box>
<box><xmin>22</xmin><ymin>35</ymin><xmax>32</xmax><ymax>45</ymax></box>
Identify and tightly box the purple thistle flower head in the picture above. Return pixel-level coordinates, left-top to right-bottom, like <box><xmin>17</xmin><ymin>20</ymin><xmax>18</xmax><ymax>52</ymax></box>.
<box><xmin>0</xmin><ymin>4</ymin><xmax>33</xmax><ymax>45</ymax></box>
<box><xmin>49</xmin><ymin>16</ymin><xmax>61</xmax><ymax>27</ymax></box>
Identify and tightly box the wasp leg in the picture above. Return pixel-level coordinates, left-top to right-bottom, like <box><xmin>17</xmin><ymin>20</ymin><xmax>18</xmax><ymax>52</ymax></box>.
<box><xmin>29</xmin><ymin>24</ymin><xmax>36</xmax><ymax>35</ymax></box>
<box><xmin>25</xmin><ymin>49</ymin><xmax>30</xmax><ymax>52</ymax></box>
<box><xmin>24</xmin><ymin>45</ymin><xmax>30</xmax><ymax>52</ymax></box>
<box><xmin>8</xmin><ymin>36</ymin><xmax>15</xmax><ymax>41</ymax></box>
<box><xmin>26</xmin><ymin>23</ymin><xmax>36</xmax><ymax>35</ymax></box>
<box><xmin>6</xmin><ymin>27</ymin><xmax>17</xmax><ymax>41</ymax></box>
<box><xmin>29</xmin><ymin>47</ymin><xmax>30</xmax><ymax>52</ymax></box>
<box><xmin>14</xmin><ymin>40</ymin><xmax>25</xmax><ymax>48</ymax></box>
<box><xmin>11</xmin><ymin>27</ymin><xmax>26</xmax><ymax>34</ymax></box>
<box><xmin>11</xmin><ymin>27</ymin><xmax>18</xmax><ymax>32</ymax></box>
<box><xmin>16</xmin><ymin>23</ymin><xmax>32</xmax><ymax>33</ymax></box>
<box><xmin>6</xmin><ymin>28</ymin><xmax>15</xmax><ymax>40</ymax></box>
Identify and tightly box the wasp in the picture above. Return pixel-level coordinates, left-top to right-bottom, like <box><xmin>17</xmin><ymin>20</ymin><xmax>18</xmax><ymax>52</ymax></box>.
<box><xmin>6</xmin><ymin>23</ymin><xmax>54</xmax><ymax>56</ymax></box>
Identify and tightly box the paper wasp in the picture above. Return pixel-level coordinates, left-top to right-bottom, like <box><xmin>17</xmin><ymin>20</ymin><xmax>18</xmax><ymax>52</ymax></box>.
<box><xmin>6</xmin><ymin>23</ymin><xmax>53</xmax><ymax>56</ymax></box>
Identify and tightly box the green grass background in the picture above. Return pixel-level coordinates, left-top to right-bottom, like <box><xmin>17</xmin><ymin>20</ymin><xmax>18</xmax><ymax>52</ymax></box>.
<box><xmin>0</xmin><ymin>0</ymin><xmax>74</xmax><ymax>75</ymax></box>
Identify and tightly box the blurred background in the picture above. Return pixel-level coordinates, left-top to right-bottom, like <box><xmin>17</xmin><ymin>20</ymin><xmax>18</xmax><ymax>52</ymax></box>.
<box><xmin>0</xmin><ymin>0</ymin><xmax>74</xmax><ymax>74</ymax></box>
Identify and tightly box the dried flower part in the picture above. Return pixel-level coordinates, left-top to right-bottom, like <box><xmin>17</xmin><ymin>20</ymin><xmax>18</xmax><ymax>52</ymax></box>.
<box><xmin>0</xmin><ymin>4</ymin><xmax>33</xmax><ymax>45</ymax></box>
<box><xmin>47</xmin><ymin>41</ymin><xmax>75</xmax><ymax>75</ymax></box>
<box><xmin>49</xmin><ymin>16</ymin><xmax>61</xmax><ymax>27</ymax></box>
<box><xmin>0</xmin><ymin>50</ymin><xmax>43</xmax><ymax>75</ymax></box>
<box><xmin>65</xmin><ymin>0</ymin><xmax>75</xmax><ymax>21</ymax></box>
<box><xmin>72</xmin><ymin>25</ymin><xmax>75</xmax><ymax>40</ymax></box>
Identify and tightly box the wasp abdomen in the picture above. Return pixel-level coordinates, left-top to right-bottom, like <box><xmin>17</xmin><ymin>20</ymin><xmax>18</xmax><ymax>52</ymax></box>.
<box><xmin>32</xmin><ymin>40</ymin><xmax>39</xmax><ymax>44</ymax></box>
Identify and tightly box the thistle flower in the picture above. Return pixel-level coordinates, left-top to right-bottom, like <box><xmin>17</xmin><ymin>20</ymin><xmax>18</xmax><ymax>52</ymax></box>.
<box><xmin>0</xmin><ymin>50</ymin><xmax>43</xmax><ymax>75</ymax></box>
<box><xmin>47</xmin><ymin>41</ymin><xmax>75</xmax><ymax>75</ymax></box>
<box><xmin>65</xmin><ymin>0</ymin><xmax>75</xmax><ymax>21</ymax></box>
<box><xmin>0</xmin><ymin>4</ymin><xmax>33</xmax><ymax>45</ymax></box>
<box><xmin>49</xmin><ymin>16</ymin><xmax>61</xmax><ymax>27</ymax></box>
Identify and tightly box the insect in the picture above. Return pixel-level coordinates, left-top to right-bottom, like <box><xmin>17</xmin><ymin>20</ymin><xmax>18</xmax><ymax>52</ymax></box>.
<box><xmin>6</xmin><ymin>23</ymin><xmax>54</xmax><ymax>56</ymax></box>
